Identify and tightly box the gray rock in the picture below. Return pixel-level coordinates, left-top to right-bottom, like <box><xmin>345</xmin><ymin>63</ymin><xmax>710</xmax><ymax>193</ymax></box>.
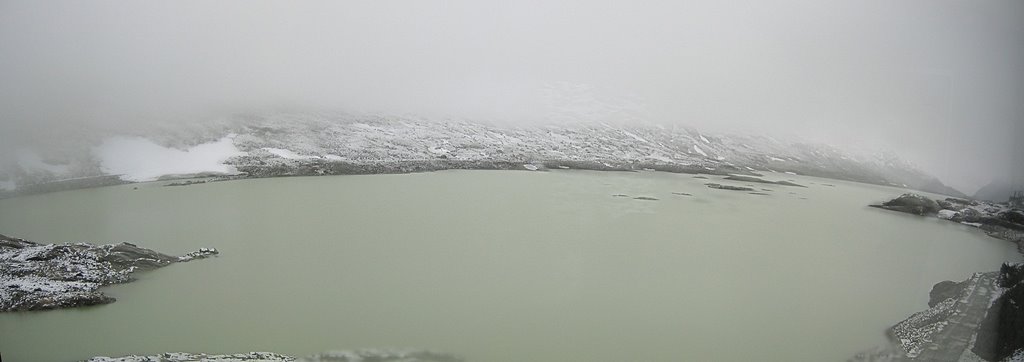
<box><xmin>870</xmin><ymin>193</ymin><xmax>940</xmax><ymax>216</ymax></box>
<box><xmin>722</xmin><ymin>175</ymin><xmax>806</xmax><ymax>188</ymax></box>
<box><xmin>1</xmin><ymin>234</ymin><xmax>218</xmax><ymax>312</ymax></box>
<box><xmin>705</xmin><ymin>183</ymin><xmax>754</xmax><ymax>192</ymax></box>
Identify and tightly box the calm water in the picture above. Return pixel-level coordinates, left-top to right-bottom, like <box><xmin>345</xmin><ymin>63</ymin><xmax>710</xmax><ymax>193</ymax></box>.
<box><xmin>0</xmin><ymin>170</ymin><xmax>1019</xmax><ymax>361</ymax></box>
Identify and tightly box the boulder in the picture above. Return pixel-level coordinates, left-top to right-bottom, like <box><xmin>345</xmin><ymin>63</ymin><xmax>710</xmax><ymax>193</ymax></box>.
<box><xmin>872</xmin><ymin>193</ymin><xmax>941</xmax><ymax>216</ymax></box>
<box><xmin>937</xmin><ymin>209</ymin><xmax>958</xmax><ymax>220</ymax></box>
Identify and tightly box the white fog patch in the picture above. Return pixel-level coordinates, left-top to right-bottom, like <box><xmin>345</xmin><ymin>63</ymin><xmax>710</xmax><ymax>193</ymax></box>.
<box><xmin>0</xmin><ymin>179</ymin><xmax>14</xmax><ymax>191</ymax></box>
<box><xmin>95</xmin><ymin>135</ymin><xmax>246</xmax><ymax>182</ymax></box>
<box><xmin>16</xmin><ymin>150</ymin><xmax>70</xmax><ymax>175</ymax></box>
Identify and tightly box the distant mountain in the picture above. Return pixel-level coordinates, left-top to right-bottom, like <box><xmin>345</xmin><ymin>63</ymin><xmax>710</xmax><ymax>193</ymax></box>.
<box><xmin>973</xmin><ymin>179</ymin><xmax>1021</xmax><ymax>202</ymax></box>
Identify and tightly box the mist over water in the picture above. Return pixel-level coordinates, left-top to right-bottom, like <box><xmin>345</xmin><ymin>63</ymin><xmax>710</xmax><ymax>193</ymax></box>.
<box><xmin>1</xmin><ymin>0</ymin><xmax>1022</xmax><ymax>193</ymax></box>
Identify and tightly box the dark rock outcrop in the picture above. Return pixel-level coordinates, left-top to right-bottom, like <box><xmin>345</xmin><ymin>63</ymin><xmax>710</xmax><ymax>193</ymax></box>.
<box><xmin>929</xmin><ymin>279</ymin><xmax>968</xmax><ymax>308</ymax></box>
<box><xmin>870</xmin><ymin>193</ymin><xmax>940</xmax><ymax>216</ymax></box>
<box><xmin>871</xmin><ymin>194</ymin><xmax>1024</xmax><ymax>250</ymax></box>
<box><xmin>723</xmin><ymin>175</ymin><xmax>807</xmax><ymax>188</ymax></box>
<box><xmin>705</xmin><ymin>183</ymin><xmax>755</xmax><ymax>192</ymax></box>
<box><xmin>973</xmin><ymin>263</ymin><xmax>1024</xmax><ymax>361</ymax></box>
<box><xmin>1</xmin><ymin>234</ymin><xmax>218</xmax><ymax>312</ymax></box>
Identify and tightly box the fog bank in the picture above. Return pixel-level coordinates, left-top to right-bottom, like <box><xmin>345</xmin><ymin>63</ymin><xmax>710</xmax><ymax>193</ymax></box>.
<box><xmin>1</xmin><ymin>0</ymin><xmax>1022</xmax><ymax>193</ymax></box>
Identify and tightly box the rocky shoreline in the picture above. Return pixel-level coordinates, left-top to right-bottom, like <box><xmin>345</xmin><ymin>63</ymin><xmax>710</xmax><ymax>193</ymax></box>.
<box><xmin>851</xmin><ymin>263</ymin><xmax>1024</xmax><ymax>362</ymax></box>
<box><xmin>870</xmin><ymin>193</ymin><xmax>1024</xmax><ymax>249</ymax></box>
<box><xmin>85</xmin><ymin>350</ymin><xmax>462</xmax><ymax>362</ymax></box>
<box><xmin>853</xmin><ymin>194</ymin><xmax>1024</xmax><ymax>361</ymax></box>
<box><xmin>0</xmin><ymin>234</ymin><xmax>217</xmax><ymax>312</ymax></box>
<box><xmin>1</xmin><ymin>114</ymin><xmax>967</xmax><ymax>200</ymax></box>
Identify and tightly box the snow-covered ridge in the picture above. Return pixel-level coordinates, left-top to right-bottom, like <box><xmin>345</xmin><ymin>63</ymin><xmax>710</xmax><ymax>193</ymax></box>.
<box><xmin>0</xmin><ymin>113</ymin><xmax>964</xmax><ymax>197</ymax></box>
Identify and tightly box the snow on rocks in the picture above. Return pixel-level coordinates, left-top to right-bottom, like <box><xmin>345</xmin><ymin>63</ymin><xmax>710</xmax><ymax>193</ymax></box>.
<box><xmin>692</xmin><ymin>145</ymin><xmax>708</xmax><ymax>157</ymax></box>
<box><xmin>263</xmin><ymin>148</ymin><xmax>319</xmax><ymax>160</ymax></box>
<box><xmin>1</xmin><ymin>234</ymin><xmax>218</xmax><ymax>312</ymax></box>
<box><xmin>938</xmin><ymin>209</ymin><xmax>958</xmax><ymax>220</ymax></box>
<box><xmin>1</xmin><ymin>112</ymin><xmax>967</xmax><ymax>199</ymax></box>
<box><xmin>872</xmin><ymin>193</ymin><xmax>1024</xmax><ymax>248</ymax></box>
<box><xmin>84</xmin><ymin>349</ymin><xmax>463</xmax><ymax>362</ymax></box>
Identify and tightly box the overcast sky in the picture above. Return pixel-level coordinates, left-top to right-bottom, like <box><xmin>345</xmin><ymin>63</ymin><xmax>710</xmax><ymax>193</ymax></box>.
<box><xmin>1</xmin><ymin>0</ymin><xmax>1021</xmax><ymax>194</ymax></box>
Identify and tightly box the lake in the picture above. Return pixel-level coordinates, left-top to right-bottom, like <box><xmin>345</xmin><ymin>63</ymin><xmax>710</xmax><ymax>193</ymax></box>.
<box><xmin>0</xmin><ymin>170</ymin><xmax>1019</xmax><ymax>361</ymax></box>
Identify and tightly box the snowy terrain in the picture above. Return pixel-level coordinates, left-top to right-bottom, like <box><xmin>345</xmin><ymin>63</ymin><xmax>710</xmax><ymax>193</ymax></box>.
<box><xmin>0</xmin><ymin>112</ymin><xmax>965</xmax><ymax>197</ymax></box>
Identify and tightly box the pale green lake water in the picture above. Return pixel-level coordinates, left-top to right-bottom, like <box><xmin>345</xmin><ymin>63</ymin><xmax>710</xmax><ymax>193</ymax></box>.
<box><xmin>0</xmin><ymin>170</ymin><xmax>1019</xmax><ymax>361</ymax></box>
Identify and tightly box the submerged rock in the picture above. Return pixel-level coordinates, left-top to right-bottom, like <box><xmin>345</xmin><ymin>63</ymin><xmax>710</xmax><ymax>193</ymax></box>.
<box><xmin>723</xmin><ymin>175</ymin><xmax>807</xmax><ymax>188</ymax></box>
<box><xmin>704</xmin><ymin>183</ymin><xmax>754</xmax><ymax>192</ymax></box>
<box><xmin>633</xmin><ymin>196</ymin><xmax>659</xmax><ymax>201</ymax></box>
<box><xmin>1</xmin><ymin>234</ymin><xmax>217</xmax><ymax>312</ymax></box>
<box><xmin>85</xmin><ymin>349</ymin><xmax>463</xmax><ymax>362</ymax></box>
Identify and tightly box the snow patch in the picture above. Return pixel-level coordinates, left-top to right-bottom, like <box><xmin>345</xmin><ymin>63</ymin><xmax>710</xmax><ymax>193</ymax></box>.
<box><xmin>620</xmin><ymin>130</ymin><xmax>649</xmax><ymax>144</ymax></box>
<box><xmin>770</xmin><ymin>157</ymin><xmax>786</xmax><ymax>162</ymax></box>
<box><xmin>937</xmin><ymin>210</ymin><xmax>958</xmax><ymax>220</ymax></box>
<box><xmin>693</xmin><ymin>145</ymin><xmax>708</xmax><ymax>157</ymax></box>
<box><xmin>95</xmin><ymin>135</ymin><xmax>246</xmax><ymax>182</ymax></box>
<box><xmin>699</xmin><ymin>134</ymin><xmax>710</xmax><ymax>144</ymax></box>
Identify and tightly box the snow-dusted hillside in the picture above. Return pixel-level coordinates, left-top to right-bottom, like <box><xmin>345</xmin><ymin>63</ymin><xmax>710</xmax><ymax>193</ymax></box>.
<box><xmin>0</xmin><ymin>112</ymin><xmax>965</xmax><ymax>198</ymax></box>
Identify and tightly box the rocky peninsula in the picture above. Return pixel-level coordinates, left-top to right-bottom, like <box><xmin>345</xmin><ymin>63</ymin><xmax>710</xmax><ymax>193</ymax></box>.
<box><xmin>869</xmin><ymin>193</ymin><xmax>1024</xmax><ymax>248</ymax></box>
<box><xmin>0</xmin><ymin>233</ymin><xmax>217</xmax><ymax>312</ymax></box>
